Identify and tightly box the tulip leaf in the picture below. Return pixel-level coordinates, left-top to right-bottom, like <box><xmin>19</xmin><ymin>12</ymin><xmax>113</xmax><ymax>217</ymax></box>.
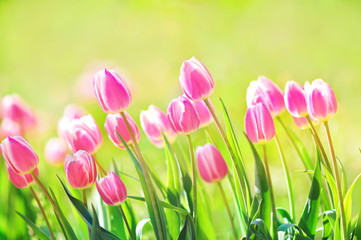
<box><xmin>321</xmin><ymin>210</ymin><xmax>336</xmax><ymax>239</ymax></box>
<box><xmin>278</xmin><ymin>223</ymin><xmax>312</xmax><ymax>240</ymax></box>
<box><xmin>16</xmin><ymin>211</ymin><xmax>51</xmax><ymax>240</ymax></box>
<box><xmin>90</xmin><ymin>205</ymin><xmax>122</xmax><ymax>240</ymax></box>
<box><xmin>344</xmin><ymin>173</ymin><xmax>361</xmax><ymax>235</ymax></box>
<box><xmin>136</xmin><ymin>218</ymin><xmax>151</xmax><ymax>240</ymax></box>
<box><xmin>276</xmin><ymin>207</ymin><xmax>293</xmax><ymax>224</ymax></box>
<box><xmin>353</xmin><ymin>207</ymin><xmax>361</xmax><ymax>240</ymax></box>
<box><xmin>177</xmin><ymin>215</ymin><xmax>196</xmax><ymax>240</ymax></box>
<box><xmin>298</xmin><ymin>148</ymin><xmax>322</xmax><ymax>239</ymax></box>
<box><xmin>246</xmin><ymin>219</ymin><xmax>272</xmax><ymax>240</ymax></box>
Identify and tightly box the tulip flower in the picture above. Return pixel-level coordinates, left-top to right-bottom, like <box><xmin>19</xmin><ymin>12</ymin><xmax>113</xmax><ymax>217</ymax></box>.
<box><xmin>304</xmin><ymin>79</ymin><xmax>337</xmax><ymax>122</ymax></box>
<box><xmin>6</xmin><ymin>164</ymin><xmax>39</xmax><ymax>189</ymax></box>
<box><xmin>65</xmin><ymin>114</ymin><xmax>102</xmax><ymax>154</ymax></box>
<box><xmin>1</xmin><ymin>136</ymin><xmax>39</xmax><ymax>174</ymax></box>
<box><xmin>196</xmin><ymin>143</ymin><xmax>228</xmax><ymax>183</ymax></box>
<box><xmin>44</xmin><ymin>137</ymin><xmax>68</xmax><ymax>165</ymax></box>
<box><xmin>284</xmin><ymin>81</ymin><xmax>308</xmax><ymax>117</ymax></box>
<box><xmin>140</xmin><ymin>105</ymin><xmax>177</xmax><ymax>148</ymax></box>
<box><xmin>244</xmin><ymin>103</ymin><xmax>275</xmax><ymax>144</ymax></box>
<box><xmin>246</xmin><ymin>76</ymin><xmax>285</xmax><ymax>117</ymax></box>
<box><xmin>167</xmin><ymin>95</ymin><xmax>200</xmax><ymax>135</ymax></box>
<box><xmin>57</xmin><ymin>104</ymin><xmax>86</xmax><ymax>141</ymax></box>
<box><xmin>179</xmin><ymin>57</ymin><xmax>214</xmax><ymax>101</ymax></box>
<box><xmin>0</xmin><ymin>118</ymin><xmax>23</xmax><ymax>137</ymax></box>
<box><xmin>64</xmin><ymin>150</ymin><xmax>97</xmax><ymax>189</ymax></box>
<box><xmin>105</xmin><ymin>112</ymin><xmax>140</xmax><ymax>149</ymax></box>
<box><xmin>96</xmin><ymin>171</ymin><xmax>127</xmax><ymax>206</ymax></box>
<box><xmin>93</xmin><ymin>69</ymin><xmax>132</xmax><ymax>113</ymax></box>
<box><xmin>183</xmin><ymin>95</ymin><xmax>213</xmax><ymax>128</ymax></box>
<box><xmin>1</xmin><ymin>94</ymin><xmax>37</xmax><ymax>131</ymax></box>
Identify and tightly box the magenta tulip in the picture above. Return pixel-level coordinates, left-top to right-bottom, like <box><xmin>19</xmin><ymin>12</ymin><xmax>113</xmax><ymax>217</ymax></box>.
<box><xmin>1</xmin><ymin>136</ymin><xmax>39</xmax><ymax>174</ymax></box>
<box><xmin>6</xmin><ymin>164</ymin><xmax>39</xmax><ymax>189</ymax></box>
<box><xmin>140</xmin><ymin>105</ymin><xmax>177</xmax><ymax>148</ymax></box>
<box><xmin>44</xmin><ymin>137</ymin><xmax>68</xmax><ymax>165</ymax></box>
<box><xmin>93</xmin><ymin>69</ymin><xmax>132</xmax><ymax>113</ymax></box>
<box><xmin>64</xmin><ymin>150</ymin><xmax>97</xmax><ymax>189</ymax></box>
<box><xmin>65</xmin><ymin>114</ymin><xmax>102</xmax><ymax>154</ymax></box>
<box><xmin>57</xmin><ymin>104</ymin><xmax>86</xmax><ymax>141</ymax></box>
<box><xmin>244</xmin><ymin>103</ymin><xmax>275</xmax><ymax>144</ymax></box>
<box><xmin>105</xmin><ymin>112</ymin><xmax>140</xmax><ymax>149</ymax></box>
<box><xmin>167</xmin><ymin>96</ymin><xmax>200</xmax><ymax>135</ymax></box>
<box><xmin>0</xmin><ymin>118</ymin><xmax>23</xmax><ymax>137</ymax></box>
<box><xmin>96</xmin><ymin>171</ymin><xmax>127</xmax><ymax>206</ymax></box>
<box><xmin>284</xmin><ymin>81</ymin><xmax>308</xmax><ymax>117</ymax></box>
<box><xmin>183</xmin><ymin>95</ymin><xmax>213</xmax><ymax>128</ymax></box>
<box><xmin>196</xmin><ymin>143</ymin><xmax>228</xmax><ymax>183</ymax></box>
<box><xmin>1</xmin><ymin>94</ymin><xmax>37</xmax><ymax>131</ymax></box>
<box><xmin>246</xmin><ymin>76</ymin><xmax>285</xmax><ymax>117</ymax></box>
<box><xmin>304</xmin><ymin>79</ymin><xmax>337</xmax><ymax>122</ymax></box>
<box><xmin>179</xmin><ymin>57</ymin><xmax>215</xmax><ymax>101</ymax></box>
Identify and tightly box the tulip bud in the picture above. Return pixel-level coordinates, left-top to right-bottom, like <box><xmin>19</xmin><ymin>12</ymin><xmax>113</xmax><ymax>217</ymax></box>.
<box><xmin>64</xmin><ymin>150</ymin><xmax>97</xmax><ymax>189</ymax></box>
<box><xmin>96</xmin><ymin>171</ymin><xmax>127</xmax><ymax>205</ymax></box>
<box><xmin>246</xmin><ymin>76</ymin><xmax>285</xmax><ymax>117</ymax></box>
<box><xmin>44</xmin><ymin>137</ymin><xmax>68</xmax><ymax>165</ymax></box>
<box><xmin>244</xmin><ymin>103</ymin><xmax>275</xmax><ymax>144</ymax></box>
<box><xmin>105</xmin><ymin>112</ymin><xmax>140</xmax><ymax>149</ymax></box>
<box><xmin>196</xmin><ymin>143</ymin><xmax>228</xmax><ymax>183</ymax></box>
<box><xmin>140</xmin><ymin>105</ymin><xmax>177</xmax><ymax>148</ymax></box>
<box><xmin>304</xmin><ymin>79</ymin><xmax>337</xmax><ymax>122</ymax></box>
<box><xmin>6</xmin><ymin>164</ymin><xmax>39</xmax><ymax>189</ymax></box>
<box><xmin>1</xmin><ymin>136</ymin><xmax>39</xmax><ymax>174</ymax></box>
<box><xmin>167</xmin><ymin>96</ymin><xmax>200</xmax><ymax>135</ymax></box>
<box><xmin>57</xmin><ymin>104</ymin><xmax>86</xmax><ymax>141</ymax></box>
<box><xmin>2</xmin><ymin>94</ymin><xmax>37</xmax><ymax>131</ymax></box>
<box><xmin>284</xmin><ymin>81</ymin><xmax>308</xmax><ymax>117</ymax></box>
<box><xmin>179</xmin><ymin>57</ymin><xmax>215</xmax><ymax>101</ymax></box>
<box><xmin>93</xmin><ymin>69</ymin><xmax>132</xmax><ymax>113</ymax></box>
<box><xmin>65</xmin><ymin>114</ymin><xmax>102</xmax><ymax>154</ymax></box>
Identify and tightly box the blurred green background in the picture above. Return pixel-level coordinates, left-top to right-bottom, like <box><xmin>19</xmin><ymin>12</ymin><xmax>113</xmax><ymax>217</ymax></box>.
<box><xmin>1</xmin><ymin>0</ymin><xmax>361</xmax><ymax>238</ymax></box>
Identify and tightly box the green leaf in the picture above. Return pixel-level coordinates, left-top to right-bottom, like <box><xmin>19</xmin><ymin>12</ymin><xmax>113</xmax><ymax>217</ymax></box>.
<box><xmin>90</xmin><ymin>205</ymin><xmax>122</xmax><ymax>240</ymax></box>
<box><xmin>136</xmin><ymin>219</ymin><xmax>151</xmax><ymax>240</ymax></box>
<box><xmin>344</xmin><ymin>173</ymin><xmax>361</xmax><ymax>235</ymax></box>
<box><xmin>16</xmin><ymin>211</ymin><xmax>51</xmax><ymax>240</ymax></box>
<box><xmin>353</xmin><ymin>207</ymin><xmax>361</xmax><ymax>240</ymax></box>
<box><xmin>321</xmin><ymin>210</ymin><xmax>336</xmax><ymax>239</ymax></box>
<box><xmin>247</xmin><ymin>219</ymin><xmax>272</xmax><ymax>240</ymax></box>
<box><xmin>177</xmin><ymin>215</ymin><xmax>196</xmax><ymax>240</ymax></box>
<box><xmin>276</xmin><ymin>208</ymin><xmax>293</xmax><ymax>224</ymax></box>
<box><xmin>278</xmin><ymin>223</ymin><xmax>312</xmax><ymax>240</ymax></box>
<box><xmin>298</xmin><ymin>149</ymin><xmax>322</xmax><ymax>239</ymax></box>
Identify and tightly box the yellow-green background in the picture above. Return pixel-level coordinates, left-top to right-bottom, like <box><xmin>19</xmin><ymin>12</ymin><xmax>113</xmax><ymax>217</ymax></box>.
<box><xmin>1</xmin><ymin>0</ymin><xmax>361</xmax><ymax>238</ymax></box>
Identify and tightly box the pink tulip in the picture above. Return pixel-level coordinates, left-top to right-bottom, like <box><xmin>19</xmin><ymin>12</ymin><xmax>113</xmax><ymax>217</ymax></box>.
<box><xmin>65</xmin><ymin>114</ymin><xmax>102</xmax><ymax>154</ymax></box>
<box><xmin>167</xmin><ymin>96</ymin><xmax>200</xmax><ymax>135</ymax></box>
<box><xmin>44</xmin><ymin>137</ymin><xmax>68</xmax><ymax>165</ymax></box>
<box><xmin>293</xmin><ymin>115</ymin><xmax>319</xmax><ymax>130</ymax></box>
<box><xmin>179</xmin><ymin>57</ymin><xmax>214</xmax><ymax>101</ymax></box>
<box><xmin>96</xmin><ymin>171</ymin><xmax>127</xmax><ymax>206</ymax></box>
<box><xmin>140</xmin><ymin>105</ymin><xmax>177</xmax><ymax>148</ymax></box>
<box><xmin>304</xmin><ymin>79</ymin><xmax>337</xmax><ymax>122</ymax></box>
<box><xmin>196</xmin><ymin>143</ymin><xmax>228</xmax><ymax>183</ymax></box>
<box><xmin>2</xmin><ymin>94</ymin><xmax>37</xmax><ymax>131</ymax></box>
<box><xmin>246</xmin><ymin>76</ymin><xmax>285</xmax><ymax>117</ymax></box>
<box><xmin>183</xmin><ymin>95</ymin><xmax>213</xmax><ymax>128</ymax></box>
<box><xmin>284</xmin><ymin>81</ymin><xmax>308</xmax><ymax>117</ymax></box>
<box><xmin>1</xmin><ymin>136</ymin><xmax>39</xmax><ymax>174</ymax></box>
<box><xmin>6</xmin><ymin>162</ymin><xmax>39</xmax><ymax>189</ymax></box>
<box><xmin>64</xmin><ymin>150</ymin><xmax>97</xmax><ymax>189</ymax></box>
<box><xmin>244</xmin><ymin>103</ymin><xmax>275</xmax><ymax>144</ymax></box>
<box><xmin>105</xmin><ymin>112</ymin><xmax>140</xmax><ymax>149</ymax></box>
<box><xmin>57</xmin><ymin>104</ymin><xmax>86</xmax><ymax>141</ymax></box>
<box><xmin>93</xmin><ymin>69</ymin><xmax>132</xmax><ymax>113</ymax></box>
<box><xmin>0</xmin><ymin>118</ymin><xmax>23</xmax><ymax>137</ymax></box>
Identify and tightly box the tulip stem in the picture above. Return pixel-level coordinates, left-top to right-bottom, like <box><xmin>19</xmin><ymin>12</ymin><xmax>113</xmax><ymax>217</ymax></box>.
<box><xmin>30</xmin><ymin>186</ymin><xmax>55</xmax><ymax>240</ymax></box>
<box><xmin>262</xmin><ymin>145</ymin><xmax>278</xmax><ymax>240</ymax></box>
<box><xmin>120</xmin><ymin>111</ymin><xmax>164</xmax><ymax>240</ymax></box>
<box><xmin>82</xmin><ymin>190</ymin><xmax>91</xmax><ymax>239</ymax></box>
<box><xmin>217</xmin><ymin>182</ymin><xmax>237</xmax><ymax>240</ymax></box>
<box><xmin>274</xmin><ymin>133</ymin><xmax>295</xmax><ymax>222</ymax></box>
<box><xmin>205</xmin><ymin>126</ymin><xmax>217</xmax><ymax>147</ymax></box>
<box><xmin>324</xmin><ymin>121</ymin><xmax>347</xmax><ymax>239</ymax></box>
<box><xmin>186</xmin><ymin>134</ymin><xmax>197</xmax><ymax>228</ymax></box>
<box><xmin>203</xmin><ymin>98</ymin><xmax>249</xmax><ymax>213</ymax></box>
<box><xmin>93</xmin><ymin>154</ymin><xmax>107</xmax><ymax>177</ymax></box>
<box><xmin>306</xmin><ymin>116</ymin><xmax>332</xmax><ymax>171</ymax></box>
<box><xmin>118</xmin><ymin>205</ymin><xmax>134</xmax><ymax>240</ymax></box>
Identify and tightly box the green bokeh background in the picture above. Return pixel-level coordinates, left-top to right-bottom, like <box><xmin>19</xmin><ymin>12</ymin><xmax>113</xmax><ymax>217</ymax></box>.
<box><xmin>1</xmin><ymin>0</ymin><xmax>361</xmax><ymax>238</ymax></box>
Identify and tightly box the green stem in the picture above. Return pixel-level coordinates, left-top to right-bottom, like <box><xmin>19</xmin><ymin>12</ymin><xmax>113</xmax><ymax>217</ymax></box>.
<box><xmin>306</xmin><ymin>116</ymin><xmax>331</xmax><ymax>171</ymax></box>
<box><xmin>118</xmin><ymin>205</ymin><xmax>134</xmax><ymax>240</ymax></box>
<box><xmin>274</xmin><ymin>133</ymin><xmax>295</xmax><ymax>222</ymax></box>
<box><xmin>217</xmin><ymin>182</ymin><xmax>237</xmax><ymax>240</ymax></box>
<box><xmin>262</xmin><ymin>145</ymin><xmax>278</xmax><ymax>240</ymax></box>
<box><xmin>93</xmin><ymin>154</ymin><xmax>107</xmax><ymax>177</ymax></box>
<box><xmin>30</xmin><ymin>186</ymin><xmax>55</xmax><ymax>240</ymax></box>
<box><xmin>120</xmin><ymin>111</ymin><xmax>164</xmax><ymax>240</ymax></box>
<box><xmin>205</xmin><ymin>126</ymin><xmax>217</xmax><ymax>147</ymax></box>
<box><xmin>82</xmin><ymin>190</ymin><xmax>91</xmax><ymax>239</ymax></box>
<box><xmin>324</xmin><ymin>121</ymin><xmax>347</xmax><ymax>239</ymax></box>
<box><xmin>203</xmin><ymin>98</ymin><xmax>249</xmax><ymax>214</ymax></box>
<box><xmin>186</xmin><ymin>134</ymin><xmax>197</xmax><ymax>228</ymax></box>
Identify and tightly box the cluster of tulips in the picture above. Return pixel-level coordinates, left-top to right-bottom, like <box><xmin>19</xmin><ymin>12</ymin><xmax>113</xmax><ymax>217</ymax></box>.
<box><xmin>0</xmin><ymin>56</ymin><xmax>359</xmax><ymax>240</ymax></box>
